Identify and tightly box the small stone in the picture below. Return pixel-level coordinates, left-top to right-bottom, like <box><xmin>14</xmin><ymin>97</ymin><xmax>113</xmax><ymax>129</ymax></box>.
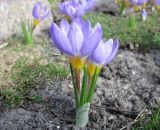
<box><xmin>108</xmin><ymin>115</ymin><xmax>116</xmax><ymax>121</ymax></box>
<box><xmin>97</xmin><ymin>90</ymin><xmax>103</xmax><ymax>96</ymax></box>
<box><xmin>142</xmin><ymin>92</ymin><xmax>149</xmax><ymax>99</ymax></box>
<box><xmin>132</xmin><ymin>70</ymin><xmax>136</xmax><ymax>75</ymax></box>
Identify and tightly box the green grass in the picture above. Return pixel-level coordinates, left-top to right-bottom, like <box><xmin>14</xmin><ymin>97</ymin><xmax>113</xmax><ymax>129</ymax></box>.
<box><xmin>0</xmin><ymin>56</ymin><xmax>69</xmax><ymax>108</ymax></box>
<box><xmin>84</xmin><ymin>12</ymin><xmax>160</xmax><ymax>50</ymax></box>
<box><xmin>134</xmin><ymin>106</ymin><xmax>160</xmax><ymax>130</ymax></box>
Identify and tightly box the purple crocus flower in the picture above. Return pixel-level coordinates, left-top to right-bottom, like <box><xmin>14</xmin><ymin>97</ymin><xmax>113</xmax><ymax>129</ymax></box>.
<box><xmin>128</xmin><ymin>0</ymin><xmax>148</xmax><ymax>5</ymax></box>
<box><xmin>88</xmin><ymin>39</ymin><xmax>119</xmax><ymax>65</ymax></box>
<box><xmin>50</xmin><ymin>17</ymin><xmax>102</xmax><ymax>69</ymax></box>
<box><xmin>154</xmin><ymin>0</ymin><xmax>160</xmax><ymax>4</ymax></box>
<box><xmin>59</xmin><ymin>0</ymin><xmax>96</xmax><ymax>19</ymax></box>
<box><xmin>87</xmin><ymin>39</ymin><xmax>119</xmax><ymax>77</ymax></box>
<box><xmin>142</xmin><ymin>9</ymin><xmax>147</xmax><ymax>21</ymax></box>
<box><xmin>32</xmin><ymin>2</ymin><xmax>49</xmax><ymax>21</ymax></box>
<box><xmin>154</xmin><ymin>0</ymin><xmax>160</xmax><ymax>9</ymax></box>
<box><xmin>128</xmin><ymin>0</ymin><xmax>148</xmax><ymax>11</ymax></box>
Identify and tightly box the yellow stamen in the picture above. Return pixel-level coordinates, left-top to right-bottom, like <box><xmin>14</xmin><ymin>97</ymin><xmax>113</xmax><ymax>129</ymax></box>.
<box><xmin>125</xmin><ymin>0</ymin><xmax>130</xmax><ymax>7</ymax></box>
<box><xmin>65</xmin><ymin>15</ymin><xmax>71</xmax><ymax>22</ymax></box>
<box><xmin>142</xmin><ymin>2</ymin><xmax>147</xmax><ymax>9</ymax></box>
<box><xmin>87</xmin><ymin>63</ymin><xmax>102</xmax><ymax>78</ymax></box>
<box><xmin>33</xmin><ymin>19</ymin><xmax>40</xmax><ymax>26</ymax></box>
<box><xmin>87</xmin><ymin>63</ymin><xmax>96</xmax><ymax>78</ymax></box>
<box><xmin>134</xmin><ymin>5</ymin><xmax>141</xmax><ymax>11</ymax></box>
<box><xmin>68</xmin><ymin>56</ymin><xmax>86</xmax><ymax>69</ymax></box>
<box><xmin>87</xmin><ymin>63</ymin><xmax>102</xmax><ymax>87</ymax></box>
<box><xmin>115</xmin><ymin>0</ymin><xmax>121</xmax><ymax>4</ymax></box>
<box><xmin>156</xmin><ymin>5</ymin><xmax>160</xmax><ymax>10</ymax></box>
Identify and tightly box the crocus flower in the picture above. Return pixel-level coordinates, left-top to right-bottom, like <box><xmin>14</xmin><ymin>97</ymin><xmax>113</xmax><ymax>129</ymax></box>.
<box><xmin>59</xmin><ymin>0</ymin><xmax>96</xmax><ymax>19</ymax></box>
<box><xmin>50</xmin><ymin>17</ymin><xmax>102</xmax><ymax>69</ymax></box>
<box><xmin>128</xmin><ymin>0</ymin><xmax>149</xmax><ymax>11</ymax></box>
<box><xmin>32</xmin><ymin>2</ymin><xmax>49</xmax><ymax>26</ymax></box>
<box><xmin>153</xmin><ymin>0</ymin><xmax>160</xmax><ymax>9</ymax></box>
<box><xmin>142</xmin><ymin>9</ymin><xmax>147</xmax><ymax>21</ymax></box>
<box><xmin>87</xmin><ymin>39</ymin><xmax>119</xmax><ymax>77</ymax></box>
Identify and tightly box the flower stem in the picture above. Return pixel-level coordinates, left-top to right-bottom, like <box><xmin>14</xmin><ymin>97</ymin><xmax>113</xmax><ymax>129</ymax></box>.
<box><xmin>70</xmin><ymin>64</ymin><xmax>79</xmax><ymax>108</ymax></box>
<box><xmin>86</xmin><ymin>67</ymin><xmax>99</xmax><ymax>103</ymax></box>
<box><xmin>75</xmin><ymin>68</ymin><xmax>81</xmax><ymax>94</ymax></box>
<box><xmin>79</xmin><ymin>66</ymin><xmax>87</xmax><ymax>106</ymax></box>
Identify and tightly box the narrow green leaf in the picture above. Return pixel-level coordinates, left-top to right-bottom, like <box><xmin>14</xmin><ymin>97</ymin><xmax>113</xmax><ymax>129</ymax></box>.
<box><xmin>21</xmin><ymin>20</ymin><xmax>33</xmax><ymax>45</ymax></box>
<box><xmin>128</xmin><ymin>14</ymin><xmax>137</xmax><ymax>29</ymax></box>
<box><xmin>120</xmin><ymin>0</ymin><xmax>126</xmax><ymax>15</ymax></box>
<box><xmin>21</xmin><ymin>20</ymin><xmax>28</xmax><ymax>41</ymax></box>
<box><xmin>86</xmin><ymin>67</ymin><xmax>99</xmax><ymax>103</ymax></box>
<box><xmin>70</xmin><ymin>64</ymin><xmax>79</xmax><ymax>108</ymax></box>
<box><xmin>79</xmin><ymin>66</ymin><xmax>88</xmax><ymax>107</ymax></box>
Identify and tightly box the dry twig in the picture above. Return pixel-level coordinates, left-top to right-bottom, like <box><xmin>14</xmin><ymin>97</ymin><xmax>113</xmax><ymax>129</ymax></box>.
<box><xmin>119</xmin><ymin>108</ymin><xmax>146</xmax><ymax>130</ymax></box>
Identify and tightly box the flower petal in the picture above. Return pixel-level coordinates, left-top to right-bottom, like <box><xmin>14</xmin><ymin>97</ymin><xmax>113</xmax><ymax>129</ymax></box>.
<box><xmin>81</xmin><ymin>23</ymin><xmax>102</xmax><ymax>56</ymax></box>
<box><xmin>72</xmin><ymin>0</ymin><xmax>79</xmax><ymax>6</ymax></box>
<box><xmin>39</xmin><ymin>6</ymin><xmax>50</xmax><ymax>20</ymax></box>
<box><xmin>75</xmin><ymin>8</ymin><xmax>85</xmax><ymax>17</ymax></box>
<box><xmin>50</xmin><ymin>23</ymin><xmax>73</xmax><ymax>56</ymax></box>
<box><xmin>88</xmin><ymin>40</ymin><xmax>106</xmax><ymax>64</ymax></box>
<box><xmin>85</xmin><ymin>0</ymin><xmax>96</xmax><ymax>10</ymax></box>
<box><xmin>60</xmin><ymin>19</ymin><xmax>70</xmax><ymax>35</ymax></box>
<box><xmin>67</xmin><ymin>22</ymin><xmax>84</xmax><ymax>55</ymax></box>
<box><xmin>65</xmin><ymin>5</ymin><xmax>76</xmax><ymax>18</ymax></box>
<box><xmin>82</xmin><ymin>20</ymin><xmax>92</xmax><ymax>37</ymax></box>
<box><xmin>105</xmin><ymin>39</ymin><xmax>119</xmax><ymax>64</ymax></box>
<box><xmin>79</xmin><ymin>0</ymin><xmax>87</xmax><ymax>6</ymax></box>
<box><xmin>32</xmin><ymin>2</ymin><xmax>41</xmax><ymax>19</ymax></box>
<box><xmin>73</xmin><ymin>17</ymin><xmax>85</xmax><ymax>29</ymax></box>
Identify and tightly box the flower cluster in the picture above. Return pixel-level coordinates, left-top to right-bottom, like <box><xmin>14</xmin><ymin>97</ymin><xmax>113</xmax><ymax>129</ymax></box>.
<box><xmin>116</xmin><ymin>0</ymin><xmax>160</xmax><ymax>21</ymax></box>
<box><xmin>59</xmin><ymin>0</ymin><xmax>96</xmax><ymax>19</ymax></box>
<box><xmin>50</xmin><ymin>0</ymin><xmax>119</xmax><ymax>127</ymax></box>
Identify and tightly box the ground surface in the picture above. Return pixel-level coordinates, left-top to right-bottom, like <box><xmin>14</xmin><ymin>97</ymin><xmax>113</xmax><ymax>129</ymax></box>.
<box><xmin>0</xmin><ymin>47</ymin><xmax>159</xmax><ymax>130</ymax></box>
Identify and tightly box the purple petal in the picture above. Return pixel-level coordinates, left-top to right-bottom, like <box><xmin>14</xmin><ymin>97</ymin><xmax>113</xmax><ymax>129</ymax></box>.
<box><xmin>88</xmin><ymin>40</ymin><xmax>106</xmax><ymax>64</ymax></box>
<box><xmin>65</xmin><ymin>5</ymin><xmax>76</xmax><ymax>19</ymax></box>
<box><xmin>81</xmin><ymin>23</ymin><xmax>102</xmax><ymax>57</ymax></box>
<box><xmin>79</xmin><ymin>0</ymin><xmax>87</xmax><ymax>6</ymax></box>
<box><xmin>50</xmin><ymin>23</ymin><xmax>73</xmax><ymax>56</ymax></box>
<box><xmin>32</xmin><ymin>2</ymin><xmax>41</xmax><ymax>19</ymax></box>
<box><xmin>75</xmin><ymin>8</ymin><xmax>85</xmax><ymax>17</ymax></box>
<box><xmin>85</xmin><ymin>0</ymin><xmax>96</xmax><ymax>10</ymax></box>
<box><xmin>155</xmin><ymin>0</ymin><xmax>160</xmax><ymax>4</ymax></box>
<box><xmin>82</xmin><ymin>20</ymin><xmax>92</xmax><ymax>37</ymax></box>
<box><xmin>105</xmin><ymin>39</ymin><xmax>119</xmax><ymax>64</ymax></box>
<box><xmin>67</xmin><ymin>22</ymin><xmax>84</xmax><ymax>55</ymax></box>
<box><xmin>60</xmin><ymin>19</ymin><xmax>70</xmax><ymax>35</ymax></box>
<box><xmin>72</xmin><ymin>0</ymin><xmax>79</xmax><ymax>6</ymax></box>
<box><xmin>39</xmin><ymin>7</ymin><xmax>50</xmax><ymax>20</ymax></box>
<box><xmin>73</xmin><ymin>17</ymin><xmax>85</xmax><ymax>29</ymax></box>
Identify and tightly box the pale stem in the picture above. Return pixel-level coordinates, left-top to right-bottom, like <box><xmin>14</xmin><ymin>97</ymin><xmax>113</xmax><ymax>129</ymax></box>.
<box><xmin>75</xmin><ymin>68</ymin><xmax>81</xmax><ymax>94</ymax></box>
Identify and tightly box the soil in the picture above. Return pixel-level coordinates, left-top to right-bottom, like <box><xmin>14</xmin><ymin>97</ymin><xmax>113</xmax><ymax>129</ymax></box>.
<box><xmin>0</xmin><ymin>48</ymin><xmax>159</xmax><ymax>130</ymax></box>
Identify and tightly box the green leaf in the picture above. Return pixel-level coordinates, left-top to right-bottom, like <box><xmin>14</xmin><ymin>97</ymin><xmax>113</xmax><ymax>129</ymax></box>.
<box><xmin>86</xmin><ymin>67</ymin><xmax>99</xmax><ymax>103</ymax></box>
<box><xmin>79</xmin><ymin>66</ymin><xmax>88</xmax><ymax>107</ymax></box>
<box><xmin>70</xmin><ymin>64</ymin><xmax>79</xmax><ymax>108</ymax></box>
<box><xmin>20</xmin><ymin>20</ymin><xmax>33</xmax><ymax>45</ymax></box>
<box><xmin>120</xmin><ymin>0</ymin><xmax>126</xmax><ymax>15</ymax></box>
<box><xmin>128</xmin><ymin>14</ymin><xmax>137</xmax><ymax>29</ymax></box>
